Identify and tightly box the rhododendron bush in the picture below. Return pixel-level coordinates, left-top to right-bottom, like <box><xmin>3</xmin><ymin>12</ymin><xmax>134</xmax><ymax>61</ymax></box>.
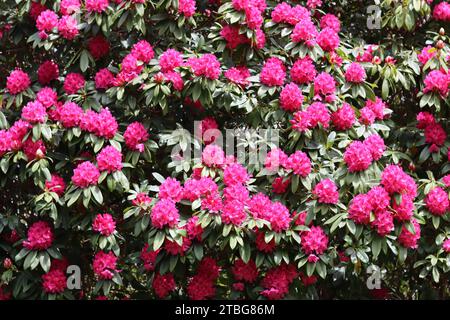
<box><xmin>0</xmin><ymin>0</ymin><xmax>450</xmax><ymax>300</ymax></box>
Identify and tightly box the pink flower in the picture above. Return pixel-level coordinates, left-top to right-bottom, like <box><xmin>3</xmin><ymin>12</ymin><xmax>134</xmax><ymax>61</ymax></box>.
<box><xmin>344</xmin><ymin>141</ymin><xmax>373</xmax><ymax>172</ymax></box>
<box><xmin>332</xmin><ymin>103</ymin><xmax>355</xmax><ymax>130</ymax></box>
<box><xmin>425</xmin><ymin>187</ymin><xmax>449</xmax><ymax>216</ymax></box>
<box><xmin>196</xmin><ymin>117</ymin><xmax>219</xmax><ymax>145</ymax></box>
<box><xmin>301</xmin><ymin>226</ymin><xmax>328</xmax><ymax>255</ymax></box>
<box><xmin>223</xmin><ymin>163</ymin><xmax>249</xmax><ymax>186</ymax></box>
<box><xmin>290</xmin><ymin>57</ymin><xmax>316</xmax><ymax>84</ymax></box>
<box><xmin>36</xmin><ymin>10</ymin><xmax>58</xmax><ymax>32</ymax></box>
<box><xmin>381</xmin><ymin>164</ymin><xmax>417</xmax><ymax>197</ymax></box>
<box><xmin>36</xmin><ymin>87</ymin><xmax>58</xmax><ymax>108</ymax></box>
<box><xmin>58</xmin><ymin>102</ymin><xmax>83</xmax><ymax>127</ymax></box>
<box><xmin>371</xmin><ymin>210</ymin><xmax>394</xmax><ymax>236</ymax></box>
<box><xmin>93</xmin><ymin>251</ymin><xmax>118</xmax><ymax>280</ymax></box>
<box><xmin>284</xmin><ymin>151</ymin><xmax>311</xmax><ymax>177</ymax></box>
<box><xmin>433</xmin><ymin>2</ymin><xmax>450</xmax><ymax>21</ymax></box>
<box><xmin>313</xmin><ymin>179</ymin><xmax>339</xmax><ymax>204</ymax></box>
<box><xmin>29</xmin><ymin>1</ymin><xmax>47</xmax><ymax>20</ymax></box>
<box><xmin>317</xmin><ymin>27</ymin><xmax>340</xmax><ymax>52</ymax></box>
<box><xmin>186</xmin><ymin>216</ymin><xmax>203</xmax><ymax>241</ymax></box>
<box><xmin>23</xmin><ymin>138</ymin><xmax>46</xmax><ymax>161</ymax></box>
<box><xmin>320</xmin><ymin>14</ymin><xmax>341</xmax><ymax>32</ymax></box>
<box><xmin>245</xmin><ymin>6</ymin><xmax>263</xmax><ymax>30</ymax></box>
<box><xmin>163</xmin><ymin>71</ymin><xmax>184</xmax><ymax>91</ymax></box>
<box><xmin>64</xmin><ymin>73</ymin><xmax>85</xmax><ymax>94</ymax></box>
<box><xmin>96</xmin><ymin>146</ymin><xmax>123</xmax><ymax>173</ymax></box>
<box><xmin>153</xmin><ymin>273</ymin><xmax>176</xmax><ymax>298</ymax></box>
<box><xmin>164</xmin><ymin>237</ymin><xmax>191</xmax><ymax>256</ymax></box>
<box><xmin>425</xmin><ymin>124</ymin><xmax>446</xmax><ymax>149</ymax></box>
<box><xmin>442</xmin><ymin>175</ymin><xmax>450</xmax><ymax>188</ymax></box>
<box><xmin>260</xmin><ymin>57</ymin><xmax>286</xmax><ymax>87</ymax></box>
<box><xmin>348</xmin><ymin>194</ymin><xmax>372</xmax><ymax>225</ymax></box>
<box><xmin>23</xmin><ymin>221</ymin><xmax>54</xmax><ymax>250</ymax></box>
<box><xmin>392</xmin><ymin>195</ymin><xmax>414</xmax><ymax>222</ymax></box>
<box><xmin>232</xmin><ymin>259</ymin><xmax>258</xmax><ymax>283</ymax></box>
<box><xmin>151</xmin><ymin>199</ymin><xmax>180</xmax><ymax>229</ymax></box>
<box><xmin>264</xmin><ymin>148</ymin><xmax>288</xmax><ymax>171</ymax></box>
<box><xmin>58</xmin><ymin>15</ymin><xmax>79</xmax><ymax>40</ymax></box>
<box><xmin>159</xmin><ymin>49</ymin><xmax>183</xmax><ymax>72</ymax></box>
<box><xmin>345</xmin><ymin>63</ymin><xmax>366</xmax><ymax>83</ymax></box>
<box><xmin>124</xmin><ymin>122</ymin><xmax>149</xmax><ymax>152</ymax></box>
<box><xmin>271</xmin><ymin>3</ymin><xmax>292</xmax><ymax>24</ymax></box>
<box><xmin>140</xmin><ymin>244</ymin><xmax>160</xmax><ymax>271</ymax></box>
<box><xmin>221</xmin><ymin>200</ymin><xmax>247</xmax><ymax>225</ymax></box>
<box><xmin>367</xmin><ymin>186</ymin><xmax>390</xmax><ymax>212</ymax></box>
<box><xmin>220</xmin><ymin>25</ymin><xmax>248</xmax><ymax>49</ymax></box>
<box><xmin>42</xmin><ymin>269</ymin><xmax>67</xmax><ymax>294</ymax></box>
<box><xmin>280</xmin><ymin>83</ymin><xmax>303</xmax><ymax>112</ymax></box>
<box><xmin>88</xmin><ymin>35</ymin><xmax>110</xmax><ymax>60</ymax></box>
<box><xmin>416</xmin><ymin>111</ymin><xmax>436</xmax><ymax>129</ymax></box>
<box><xmin>266</xmin><ymin>202</ymin><xmax>291</xmax><ymax>232</ymax></box>
<box><xmin>159</xmin><ymin>178</ymin><xmax>184</xmax><ymax>202</ymax></box>
<box><xmin>131</xmin><ymin>40</ymin><xmax>154</xmax><ymax>63</ymax></box>
<box><xmin>71</xmin><ymin>161</ymin><xmax>100</xmax><ymax>188</ymax></box>
<box><xmin>6</xmin><ymin>69</ymin><xmax>30</xmax><ymax>95</ymax></box>
<box><xmin>291</xmin><ymin>19</ymin><xmax>317</xmax><ymax>44</ymax></box>
<box><xmin>60</xmin><ymin>0</ymin><xmax>81</xmax><ymax>15</ymax></box>
<box><xmin>202</xmin><ymin>144</ymin><xmax>225</xmax><ymax>167</ymax></box>
<box><xmin>45</xmin><ymin>174</ymin><xmax>66</xmax><ymax>196</ymax></box>
<box><xmin>38</xmin><ymin>60</ymin><xmax>59</xmax><ymax>85</ymax></box>
<box><xmin>21</xmin><ymin>101</ymin><xmax>47</xmax><ymax>123</ymax></box>
<box><xmin>187</xmin><ymin>54</ymin><xmax>221</xmax><ymax>80</ymax></box>
<box><xmin>92</xmin><ymin>213</ymin><xmax>116</xmax><ymax>236</ymax></box>
<box><xmin>272</xmin><ymin>177</ymin><xmax>290</xmax><ymax>194</ymax></box>
<box><xmin>398</xmin><ymin>219</ymin><xmax>421</xmax><ymax>249</ymax></box>
<box><xmin>178</xmin><ymin>0</ymin><xmax>196</xmax><ymax>17</ymax></box>
<box><xmin>423</xmin><ymin>70</ymin><xmax>449</xmax><ymax>97</ymax></box>
<box><xmin>418</xmin><ymin>46</ymin><xmax>437</xmax><ymax>65</ymax></box>
<box><xmin>260</xmin><ymin>264</ymin><xmax>297</xmax><ymax>300</ymax></box>
<box><xmin>363</xmin><ymin>134</ymin><xmax>386</xmax><ymax>161</ymax></box>
<box><xmin>307</xmin><ymin>0</ymin><xmax>322</xmax><ymax>9</ymax></box>
<box><xmin>443</xmin><ymin>239</ymin><xmax>450</xmax><ymax>253</ymax></box>
<box><xmin>95</xmin><ymin>108</ymin><xmax>118</xmax><ymax>139</ymax></box>
<box><xmin>85</xmin><ymin>0</ymin><xmax>109</xmax><ymax>13</ymax></box>
<box><xmin>95</xmin><ymin>68</ymin><xmax>114</xmax><ymax>89</ymax></box>
<box><xmin>225</xmin><ymin>66</ymin><xmax>250</xmax><ymax>87</ymax></box>
<box><xmin>314</xmin><ymin>72</ymin><xmax>336</xmax><ymax>98</ymax></box>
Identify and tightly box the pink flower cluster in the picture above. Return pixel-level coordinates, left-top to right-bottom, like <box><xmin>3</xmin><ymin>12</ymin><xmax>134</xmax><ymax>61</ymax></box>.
<box><xmin>38</xmin><ymin>60</ymin><xmax>59</xmax><ymax>85</ymax></box>
<box><xmin>113</xmin><ymin>40</ymin><xmax>154</xmax><ymax>85</ymax></box>
<box><xmin>153</xmin><ymin>272</ymin><xmax>176</xmax><ymax>298</ymax></box>
<box><xmin>187</xmin><ymin>54</ymin><xmax>221</xmax><ymax>80</ymax></box>
<box><xmin>42</xmin><ymin>269</ymin><xmax>67</xmax><ymax>294</ymax></box>
<box><xmin>425</xmin><ymin>187</ymin><xmax>449</xmax><ymax>216</ymax></box>
<box><xmin>123</xmin><ymin>122</ymin><xmax>149</xmax><ymax>152</ymax></box>
<box><xmin>345</xmin><ymin>62</ymin><xmax>366</xmax><ymax>83</ymax></box>
<box><xmin>423</xmin><ymin>70</ymin><xmax>449</xmax><ymax>97</ymax></box>
<box><xmin>178</xmin><ymin>0</ymin><xmax>196</xmax><ymax>17</ymax></box>
<box><xmin>331</xmin><ymin>103</ymin><xmax>356</xmax><ymax>130</ymax></box>
<box><xmin>312</xmin><ymin>179</ymin><xmax>339</xmax><ymax>204</ymax></box>
<box><xmin>271</xmin><ymin>3</ymin><xmax>310</xmax><ymax>25</ymax></box>
<box><xmin>71</xmin><ymin>161</ymin><xmax>100</xmax><ymax>188</ymax></box>
<box><xmin>0</xmin><ymin>120</ymin><xmax>31</xmax><ymax>157</ymax></box>
<box><xmin>140</xmin><ymin>244</ymin><xmax>160</xmax><ymax>271</ymax></box>
<box><xmin>96</xmin><ymin>146</ymin><xmax>123</xmax><ymax>173</ymax></box>
<box><xmin>260</xmin><ymin>264</ymin><xmax>297</xmax><ymax>299</ymax></box>
<box><xmin>416</xmin><ymin>112</ymin><xmax>447</xmax><ymax>153</ymax></box>
<box><xmin>92</xmin><ymin>213</ymin><xmax>116</xmax><ymax>236</ymax></box>
<box><xmin>45</xmin><ymin>174</ymin><xmax>66</xmax><ymax>196</ymax></box>
<box><xmin>6</xmin><ymin>69</ymin><xmax>30</xmax><ymax>95</ymax></box>
<box><xmin>291</xmin><ymin>102</ymin><xmax>330</xmax><ymax>132</ymax></box>
<box><xmin>23</xmin><ymin>221</ymin><xmax>54</xmax><ymax>250</ymax></box>
<box><xmin>187</xmin><ymin>257</ymin><xmax>220</xmax><ymax>300</ymax></box>
<box><xmin>151</xmin><ymin>198</ymin><xmax>180</xmax><ymax>229</ymax></box>
<box><xmin>314</xmin><ymin>72</ymin><xmax>336</xmax><ymax>101</ymax></box>
<box><xmin>231</xmin><ymin>259</ymin><xmax>258</xmax><ymax>283</ymax></box>
<box><xmin>280</xmin><ymin>83</ymin><xmax>304</xmax><ymax>112</ymax></box>
<box><xmin>225</xmin><ymin>66</ymin><xmax>250</xmax><ymax>87</ymax></box>
<box><xmin>359</xmin><ymin>97</ymin><xmax>387</xmax><ymax>125</ymax></box>
<box><xmin>301</xmin><ymin>225</ymin><xmax>329</xmax><ymax>258</ymax></box>
<box><xmin>260</xmin><ymin>58</ymin><xmax>286</xmax><ymax>87</ymax></box>
<box><xmin>290</xmin><ymin>56</ymin><xmax>317</xmax><ymax>84</ymax></box>
<box><xmin>344</xmin><ymin>134</ymin><xmax>386</xmax><ymax>172</ymax></box>
<box><xmin>398</xmin><ymin>219</ymin><xmax>421</xmax><ymax>249</ymax></box>
<box><xmin>92</xmin><ymin>251</ymin><xmax>118</xmax><ymax>280</ymax></box>
<box><xmin>433</xmin><ymin>2</ymin><xmax>450</xmax><ymax>21</ymax></box>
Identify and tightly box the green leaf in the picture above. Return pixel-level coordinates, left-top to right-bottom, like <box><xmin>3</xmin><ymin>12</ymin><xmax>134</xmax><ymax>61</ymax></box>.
<box><xmin>91</xmin><ymin>186</ymin><xmax>103</xmax><ymax>204</ymax></box>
